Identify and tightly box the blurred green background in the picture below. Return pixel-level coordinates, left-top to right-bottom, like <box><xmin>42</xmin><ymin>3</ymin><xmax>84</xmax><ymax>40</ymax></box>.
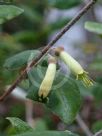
<box><xmin>0</xmin><ymin>0</ymin><xmax>102</xmax><ymax>136</ymax></box>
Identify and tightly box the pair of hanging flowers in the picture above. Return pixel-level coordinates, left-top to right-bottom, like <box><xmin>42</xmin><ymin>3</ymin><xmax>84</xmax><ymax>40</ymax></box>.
<box><xmin>38</xmin><ymin>47</ymin><xmax>93</xmax><ymax>99</ymax></box>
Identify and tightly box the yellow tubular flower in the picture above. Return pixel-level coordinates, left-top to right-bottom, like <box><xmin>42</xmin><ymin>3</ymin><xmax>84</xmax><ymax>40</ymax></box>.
<box><xmin>55</xmin><ymin>47</ymin><xmax>93</xmax><ymax>87</ymax></box>
<box><xmin>38</xmin><ymin>57</ymin><xmax>56</xmax><ymax>98</ymax></box>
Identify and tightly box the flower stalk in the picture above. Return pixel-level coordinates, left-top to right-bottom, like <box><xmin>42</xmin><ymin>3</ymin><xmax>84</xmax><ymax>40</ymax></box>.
<box><xmin>38</xmin><ymin>57</ymin><xmax>56</xmax><ymax>98</ymax></box>
<box><xmin>55</xmin><ymin>47</ymin><xmax>93</xmax><ymax>87</ymax></box>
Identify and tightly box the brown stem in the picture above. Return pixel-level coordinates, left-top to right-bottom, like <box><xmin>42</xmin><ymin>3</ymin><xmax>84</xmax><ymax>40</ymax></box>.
<box><xmin>0</xmin><ymin>0</ymin><xmax>97</xmax><ymax>102</ymax></box>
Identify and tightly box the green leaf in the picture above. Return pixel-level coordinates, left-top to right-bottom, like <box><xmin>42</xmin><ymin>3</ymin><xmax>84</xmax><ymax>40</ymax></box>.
<box><xmin>8</xmin><ymin>118</ymin><xmax>79</xmax><ymax>136</ymax></box>
<box><xmin>85</xmin><ymin>21</ymin><xmax>102</xmax><ymax>35</ymax></box>
<box><xmin>7</xmin><ymin>117</ymin><xmax>33</xmax><ymax>134</ymax></box>
<box><xmin>3</xmin><ymin>50</ymin><xmax>40</xmax><ymax>70</ymax></box>
<box><xmin>13</xmin><ymin>130</ymin><xmax>79</xmax><ymax>136</ymax></box>
<box><xmin>27</xmin><ymin>67</ymin><xmax>81</xmax><ymax>124</ymax></box>
<box><xmin>0</xmin><ymin>5</ymin><xmax>24</xmax><ymax>24</ymax></box>
<box><xmin>92</xmin><ymin>121</ymin><xmax>102</xmax><ymax>133</ymax></box>
<box><xmin>48</xmin><ymin>0</ymin><xmax>81</xmax><ymax>9</ymax></box>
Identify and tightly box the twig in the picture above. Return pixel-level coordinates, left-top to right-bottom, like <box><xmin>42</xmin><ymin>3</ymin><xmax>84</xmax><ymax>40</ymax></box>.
<box><xmin>76</xmin><ymin>114</ymin><xmax>93</xmax><ymax>136</ymax></box>
<box><xmin>25</xmin><ymin>100</ymin><xmax>34</xmax><ymax>127</ymax></box>
<box><xmin>0</xmin><ymin>0</ymin><xmax>97</xmax><ymax>102</ymax></box>
<box><xmin>94</xmin><ymin>130</ymin><xmax>102</xmax><ymax>136</ymax></box>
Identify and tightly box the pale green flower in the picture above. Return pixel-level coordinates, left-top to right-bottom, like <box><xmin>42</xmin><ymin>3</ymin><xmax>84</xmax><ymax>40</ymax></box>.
<box><xmin>38</xmin><ymin>57</ymin><xmax>56</xmax><ymax>98</ymax></box>
<box><xmin>55</xmin><ymin>47</ymin><xmax>93</xmax><ymax>87</ymax></box>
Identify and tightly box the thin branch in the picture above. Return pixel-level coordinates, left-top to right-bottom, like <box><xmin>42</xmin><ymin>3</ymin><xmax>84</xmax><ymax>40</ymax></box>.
<box><xmin>25</xmin><ymin>100</ymin><xmax>34</xmax><ymax>127</ymax></box>
<box><xmin>94</xmin><ymin>130</ymin><xmax>102</xmax><ymax>136</ymax></box>
<box><xmin>0</xmin><ymin>0</ymin><xmax>97</xmax><ymax>102</ymax></box>
<box><xmin>76</xmin><ymin>114</ymin><xmax>93</xmax><ymax>136</ymax></box>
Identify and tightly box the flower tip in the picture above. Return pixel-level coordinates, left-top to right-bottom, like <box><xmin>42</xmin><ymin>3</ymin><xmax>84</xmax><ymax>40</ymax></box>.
<box><xmin>77</xmin><ymin>72</ymin><xmax>94</xmax><ymax>87</ymax></box>
<box><xmin>38</xmin><ymin>89</ymin><xmax>47</xmax><ymax>99</ymax></box>
<box><xmin>83</xmin><ymin>78</ymin><xmax>94</xmax><ymax>87</ymax></box>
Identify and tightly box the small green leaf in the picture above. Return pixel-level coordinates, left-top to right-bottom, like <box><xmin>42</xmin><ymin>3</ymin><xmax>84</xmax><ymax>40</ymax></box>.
<box><xmin>7</xmin><ymin>117</ymin><xmax>33</xmax><ymax>134</ymax></box>
<box><xmin>13</xmin><ymin>130</ymin><xmax>79</xmax><ymax>136</ymax></box>
<box><xmin>27</xmin><ymin>67</ymin><xmax>81</xmax><ymax>124</ymax></box>
<box><xmin>0</xmin><ymin>5</ymin><xmax>24</xmax><ymax>24</ymax></box>
<box><xmin>85</xmin><ymin>21</ymin><xmax>102</xmax><ymax>35</ymax></box>
<box><xmin>3</xmin><ymin>50</ymin><xmax>40</xmax><ymax>70</ymax></box>
<box><xmin>48</xmin><ymin>0</ymin><xmax>81</xmax><ymax>9</ymax></box>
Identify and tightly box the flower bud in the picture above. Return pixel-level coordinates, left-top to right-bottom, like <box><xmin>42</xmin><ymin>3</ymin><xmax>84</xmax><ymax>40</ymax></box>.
<box><xmin>38</xmin><ymin>57</ymin><xmax>56</xmax><ymax>98</ymax></box>
<box><xmin>55</xmin><ymin>47</ymin><xmax>93</xmax><ymax>87</ymax></box>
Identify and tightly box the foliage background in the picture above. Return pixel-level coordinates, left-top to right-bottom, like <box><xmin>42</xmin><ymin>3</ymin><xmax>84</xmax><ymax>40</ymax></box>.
<box><xmin>0</xmin><ymin>0</ymin><xmax>102</xmax><ymax>136</ymax></box>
